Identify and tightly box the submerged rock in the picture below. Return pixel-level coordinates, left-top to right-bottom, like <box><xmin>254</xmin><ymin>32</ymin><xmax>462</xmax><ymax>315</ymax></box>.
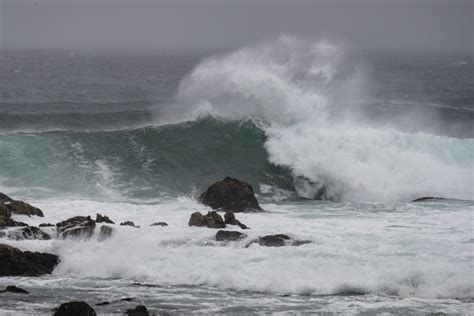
<box><xmin>246</xmin><ymin>234</ymin><xmax>313</xmax><ymax>248</ymax></box>
<box><xmin>120</xmin><ymin>221</ymin><xmax>139</xmax><ymax>228</ymax></box>
<box><xmin>57</xmin><ymin>216</ymin><xmax>96</xmax><ymax>240</ymax></box>
<box><xmin>54</xmin><ymin>301</ymin><xmax>96</xmax><ymax>316</ymax></box>
<box><xmin>199</xmin><ymin>177</ymin><xmax>263</xmax><ymax>212</ymax></box>
<box><xmin>216</xmin><ymin>230</ymin><xmax>246</xmax><ymax>241</ymax></box>
<box><xmin>98</xmin><ymin>225</ymin><xmax>113</xmax><ymax>242</ymax></box>
<box><xmin>7</xmin><ymin>226</ymin><xmax>51</xmax><ymax>240</ymax></box>
<box><xmin>411</xmin><ymin>197</ymin><xmax>447</xmax><ymax>202</ymax></box>
<box><xmin>189</xmin><ymin>211</ymin><xmax>226</xmax><ymax>229</ymax></box>
<box><xmin>0</xmin><ymin>243</ymin><xmax>59</xmax><ymax>276</ymax></box>
<box><xmin>1</xmin><ymin>285</ymin><xmax>29</xmax><ymax>294</ymax></box>
<box><xmin>96</xmin><ymin>213</ymin><xmax>114</xmax><ymax>224</ymax></box>
<box><xmin>126</xmin><ymin>305</ymin><xmax>149</xmax><ymax>316</ymax></box>
<box><xmin>224</xmin><ymin>211</ymin><xmax>249</xmax><ymax>229</ymax></box>
<box><xmin>150</xmin><ymin>222</ymin><xmax>168</xmax><ymax>227</ymax></box>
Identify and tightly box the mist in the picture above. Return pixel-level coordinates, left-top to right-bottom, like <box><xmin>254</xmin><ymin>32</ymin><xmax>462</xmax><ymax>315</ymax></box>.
<box><xmin>1</xmin><ymin>0</ymin><xmax>473</xmax><ymax>53</ymax></box>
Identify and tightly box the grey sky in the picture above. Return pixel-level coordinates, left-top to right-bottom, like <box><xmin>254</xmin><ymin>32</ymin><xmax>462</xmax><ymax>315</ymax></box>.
<box><xmin>1</xmin><ymin>0</ymin><xmax>473</xmax><ymax>52</ymax></box>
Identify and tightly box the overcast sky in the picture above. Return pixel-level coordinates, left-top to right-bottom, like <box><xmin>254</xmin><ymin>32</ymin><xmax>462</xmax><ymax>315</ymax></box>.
<box><xmin>1</xmin><ymin>0</ymin><xmax>473</xmax><ymax>52</ymax></box>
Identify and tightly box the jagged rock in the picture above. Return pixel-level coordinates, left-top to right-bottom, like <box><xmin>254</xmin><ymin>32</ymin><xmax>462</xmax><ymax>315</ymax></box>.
<box><xmin>1</xmin><ymin>285</ymin><xmax>29</xmax><ymax>294</ymax></box>
<box><xmin>0</xmin><ymin>193</ymin><xmax>13</xmax><ymax>203</ymax></box>
<box><xmin>0</xmin><ymin>243</ymin><xmax>59</xmax><ymax>276</ymax></box>
<box><xmin>199</xmin><ymin>177</ymin><xmax>263</xmax><ymax>212</ymax></box>
<box><xmin>98</xmin><ymin>225</ymin><xmax>113</xmax><ymax>241</ymax></box>
<box><xmin>96</xmin><ymin>213</ymin><xmax>114</xmax><ymax>224</ymax></box>
<box><xmin>216</xmin><ymin>230</ymin><xmax>246</xmax><ymax>241</ymax></box>
<box><xmin>224</xmin><ymin>211</ymin><xmax>249</xmax><ymax>229</ymax></box>
<box><xmin>126</xmin><ymin>305</ymin><xmax>149</xmax><ymax>316</ymax></box>
<box><xmin>54</xmin><ymin>301</ymin><xmax>96</xmax><ymax>316</ymax></box>
<box><xmin>150</xmin><ymin>222</ymin><xmax>168</xmax><ymax>227</ymax></box>
<box><xmin>7</xmin><ymin>226</ymin><xmax>51</xmax><ymax>240</ymax></box>
<box><xmin>120</xmin><ymin>221</ymin><xmax>139</xmax><ymax>228</ymax></box>
<box><xmin>189</xmin><ymin>212</ymin><xmax>205</xmax><ymax>227</ymax></box>
<box><xmin>3</xmin><ymin>200</ymin><xmax>44</xmax><ymax>217</ymax></box>
<box><xmin>57</xmin><ymin>216</ymin><xmax>96</xmax><ymax>240</ymax></box>
<box><xmin>39</xmin><ymin>223</ymin><xmax>55</xmax><ymax>227</ymax></box>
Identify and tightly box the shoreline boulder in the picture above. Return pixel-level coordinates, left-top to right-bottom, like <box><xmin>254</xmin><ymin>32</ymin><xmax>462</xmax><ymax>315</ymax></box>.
<box><xmin>0</xmin><ymin>244</ymin><xmax>59</xmax><ymax>276</ymax></box>
<box><xmin>96</xmin><ymin>213</ymin><xmax>114</xmax><ymax>224</ymax></box>
<box><xmin>54</xmin><ymin>301</ymin><xmax>96</xmax><ymax>316</ymax></box>
<box><xmin>3</xmin><ymin>200</ymin><xmax>44</xmax><ymax>217</ymax></box>
<box><xmin>199</xmin><ymin>177</ymin><xmax>263</xmax><ymax>212</ymax></box>
<box><xmin>224</xmin><ymin>211</ymin><xmax>249</xmax><ymax>229</ymax></box>
<box><xmin>57</xmin><ymin>216</ymin><xmax>96</xmax><ymax>240</ymax></box>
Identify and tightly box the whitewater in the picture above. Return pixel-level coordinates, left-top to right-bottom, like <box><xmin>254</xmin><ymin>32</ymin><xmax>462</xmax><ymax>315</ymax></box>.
<box><xmin>0</xmin><ymin>37</ymin><xmax>473</xmax><ymax>315</ymax></box>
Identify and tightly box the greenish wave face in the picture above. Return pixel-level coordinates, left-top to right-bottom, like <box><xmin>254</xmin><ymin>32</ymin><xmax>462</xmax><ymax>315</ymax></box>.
<box><xmin>0</xmin><ymin>118</ymin><xmax>293</xmax><ymax>201</ymax></box>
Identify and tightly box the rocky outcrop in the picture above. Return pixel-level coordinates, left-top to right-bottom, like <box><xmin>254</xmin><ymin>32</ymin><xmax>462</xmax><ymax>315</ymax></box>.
<box><xmin>96</xmin><ymin>213</ymin><xmax>114</xmax><ymax>224</ymax></box>
<box><xmin>199</xmin><ymin>177</ymin><xmax>263</xmax><ymax>212</ymax></box>
<box><xmin>188</xmin><ymin>211</ymin><xmax>226</xmax><ymax>229</ymax></box>
<box><xmin>0</xmin><ymin>193</ymin><xmax>13</xmax><ymax>203</ymax></box>
<box><xmin>3</xmin><ymin>200</ymin><xmax>44</xmax><ymax>217</ymax></box>
<box><xmin>98</xmin><ymin>225</ymin><xmax>113</xmax><ymax>242</ymax></box>
<box><xmin>246</xmin><ymin>234</ymin><xmax>312</xmax><ymax>248</ymax></box>
<box><xmin>126</xmin><ymin>305</ymin><xmax>149</xmax><ymax>316</ymax></box>
<box><xmin>7</xmin><ymin>226</ymin><xmax>51</xmax><ymax>240</ymax></box>
<box><xmin>57</xmin><ymin>216</ymin><xmax>96</xmax><ymax>240</ymax></box>
<box><xmin>224</xmin><ymin>211</ymin><xmax>249</xmax><ymax>229</ymax></box>
<box><xmin>215</xmin><ymin>230</ymin><xmax>246</xmax><ymax>241</ymax></box>
<box><xmin>150</xmin><ymin>222</ymin><xmax>168</xmax><ymax>227</ymax></box>
<box><xmin>120</xmin><ymin>221</ymin><xmax>139</xmax><ymax>228</ymax></box>
<box><xmin>0</xmin><ymin>244</ymin><xmax>59</xmax><ymax>276</ymax></box>
<box><xmin>54</xmin><ymin>301</ymin><xmax>96</xmax><ymax>316</ymax></box>
<box><xmin>1</xmin><ymin>285</ymin><xmax>29</xmax><ymax>294</ymax></box>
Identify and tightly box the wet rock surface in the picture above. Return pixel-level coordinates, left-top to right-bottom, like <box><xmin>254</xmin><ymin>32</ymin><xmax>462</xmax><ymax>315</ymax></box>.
<box><xmin>216</xmin><ymin>230</ymin><xmax>246</xmax><ymax>241</ymax></box>
<box><xmin>96</xmin><ymin>213</ymin><xmax>114</xmax><ymax>224</ymax></box>
<box><xmin>98</xmin><ymin>225</ymin><xmax>113</xmax><ymax>241</ymax></box>
<box><xmin>126</xmin><ymin>305</ymin><xmax>149</xmax><ymax>316</ymax></box>
<box><xmin>120</xmin><ymin>221</ymin><xmax>139</xmax><ymax>228</ymax></box>
<box><xmin>1</xmin><ymin>285</ymin><xmax>29</xmax><ymax>294</ymax></box>
<box><xmin>57</xmin><ymin>216</ymin><xmax>96</xmax><ymax>239</ymax></box>
<box><xmin>7</xmin><ymin>226</ymin><xmax>51</xmax><ymax>240</ymax></box>
<box><xmin>0</xmin><ymin>243</ymin><xmax>59</xmax><ymax>276</ymax></box>
<box><xmin>150</xmin><ymin>222</ymin><xmax>168</xmax><ymax>227</ymax></box>
<box><xmin>246</xmin><ymin>234</ymin><xmax>312</xmax><ymax>248</ymax></box>
<box><xmin>189</xmin><ymin>211</ymin><xmax>226</xmax><ymax>228</ymax></box>
<box><xmin>199</xmin><ymin>177</ymin><xmax>263</xmax><ymax>212</ymax></box>
<box><xmin>224</xmin><ymin>211</ymin><xmax>249</xmax><ymax>229</ymax></box>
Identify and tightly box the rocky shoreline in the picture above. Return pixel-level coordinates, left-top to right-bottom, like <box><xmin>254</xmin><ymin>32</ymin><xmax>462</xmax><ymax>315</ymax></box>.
<box><xmin>0</xmin><ymin>177</ymin><xmax>315</xmax><ymax>315</ymax></box>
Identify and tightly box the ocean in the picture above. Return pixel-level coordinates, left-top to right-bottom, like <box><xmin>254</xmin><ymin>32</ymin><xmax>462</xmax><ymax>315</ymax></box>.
<box><xmin>0</xmin><ymin>38</ymin><xmax>473</xmax><ymax>315</ymax></box>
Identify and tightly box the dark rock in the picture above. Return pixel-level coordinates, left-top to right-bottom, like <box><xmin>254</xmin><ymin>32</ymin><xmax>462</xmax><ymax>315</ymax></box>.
<box><xmin>57</xmin><ymin>216</ymin><xmax>96</xmax><ymax>240</ymax></box>
<box><xmin>411</xmin><ymin>197</ymin><xmax>446</xmax><ymax>202</ymax></box>
<box><xmin>189</xmin><ymin>211</ymin><xmax>226</xmax><ymax>229</ymax></box>
<box><xmin>199</xmin><ymin>177</ymin><xmax>263</xmax><ymax>212</ymax></box>
<box><xmin>7</xmin><ymin>226</ymin><xmax>51</xmax><ymax>240</ymax></box>
<box><xmin>189</xmin><ymin>212</ymin><xmax>205</xmax><ymax>227</ymax></box>
<box><xmin>0</xmin><ymin>231</ymin><xmax>5</xmax><ymax>238</ymax></box>
<box><xmin>0</xmin><ymin>193</ymin><xmax>13</xmax><ymax>203</ymax></box>
<box><xmin>204</xmin><ymin>211</ymin><xmax>226</xmax><ymax>228</ymax></box>
<box><xmin>95</xmin><ymin>301</ymin><xmax>110</xmax><ymax>306</ymax></box>
<box><xmin>126</xmin><ymin>305</ymin><xmax>149</xmax><ymax>316</ymax></box>
<box><xmin>120</xmin><ymin>221</ymin><xmax>139</xmax><ymax>228</ymax></box>
<box><xmin>246</xmin><ymin>234</ymin><xmax>312</xmax><ymax>247</ymax></box>
<box><xmin>121</xmin><ymin>297</ymin><xmax>134</xmax><ymax>301</ymax></box>
<box><xmin>98</xmin><ymin>225</ymin><xmax>113</xmax><ymax>242</ymax></box>
<box><xmin>0</xmin><ymin>243</ymin><xmax>59</xmax><ymax>276</ymax></box>
<box><xmin>1</xmin><ymin>285</ymin><xmax>29</xmax><ymax>294</ymax></box>
<box><xmin>3</xmin><ymin>200</ymin><xmax>44</xmax><ymax>217</ymax></box>
<box><xmin>39</xmin><ymin>223</ymin><xmax>55</xmax><ymax>227</ymax></box>
<box><xmin>150</xmin><ymin>222</ymin><xmax>168</xmax><ymax>227</ymax></box>
<box><xmin>54</xmin><ymin>301</ymin><xmax>96</xmax><ymax>316</ymax></box>
<box><xmin>216</xmin><ymin>230</ymin><xmax>246</xmax><ymax>241</ymax></box>
<box><xmin>0</xmin><ymin>204</ymin><xmax>12</xmax><ymax>227</ymax></box>
<box><xmin>224</xmin><ymin>211</ymin><xmax>249</xmax><ymax>229</ymax></box>
<box><xmin>95</xmin><ymin>213</ymin><xmax>114</xmax><ymax>224</ymax></box>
